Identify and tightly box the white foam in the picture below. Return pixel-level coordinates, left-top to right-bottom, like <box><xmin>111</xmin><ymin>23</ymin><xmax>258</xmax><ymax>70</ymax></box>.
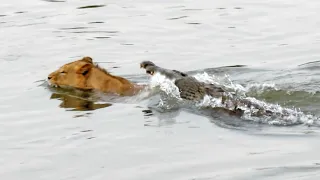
<box><xmin>245</xmin><ymin>83</ymin><xmax>278</xmax><ymax>95</ymax></box>
<box><xmin>148</xmin><ymin>72</ymin><xmax>319</xmax><ymax>126</ymax></box>
<box><xmin>149</xmin><ymin>73</ymin><xmax>182</xmax><ymax>100</ymax></box>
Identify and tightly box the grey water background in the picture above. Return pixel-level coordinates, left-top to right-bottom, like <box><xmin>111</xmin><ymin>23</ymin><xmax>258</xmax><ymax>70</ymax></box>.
<box><xmin>1</xmin><ymin>0</ymin><xmax>320</xmax><ymax>179</ymax></box>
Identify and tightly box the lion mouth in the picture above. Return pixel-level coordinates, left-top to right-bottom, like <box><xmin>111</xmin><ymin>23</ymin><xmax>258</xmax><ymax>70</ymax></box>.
<box><xmin>49</xmin><ymin>83</ymin><xmax>59</xmax><ymax>88</ymax></box>
<box><xmin>47</xmin><ymin>80</ymin><xmax>59</xmax><ymax>88</ymax></box>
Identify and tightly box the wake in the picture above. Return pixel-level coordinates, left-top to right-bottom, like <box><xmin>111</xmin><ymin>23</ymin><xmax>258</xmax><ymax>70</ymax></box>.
<box><xmin>147</xmin><ymin>72</ymin><xmax>320</xmax><ymax>127</ymax></box>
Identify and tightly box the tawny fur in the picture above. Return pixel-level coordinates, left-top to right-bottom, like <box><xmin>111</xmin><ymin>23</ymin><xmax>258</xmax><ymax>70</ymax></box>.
<box><xmin>48</xmin><ymin>56</ymin><xmax>144</xmax><ymax>96</ymax></box>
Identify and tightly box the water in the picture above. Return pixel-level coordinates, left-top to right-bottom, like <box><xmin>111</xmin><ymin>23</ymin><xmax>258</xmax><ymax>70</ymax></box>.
<box><xmin>1</xmin><ymin>0</ymin><xmax>320</xmax><ymax>179</ymax></box>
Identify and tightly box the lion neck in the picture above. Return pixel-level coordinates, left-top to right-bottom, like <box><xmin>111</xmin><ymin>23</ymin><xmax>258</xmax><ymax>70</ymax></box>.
<box><xmin>87</xmin><ymin>67</ymin><xmax>139</xmax><ymax>96</ymax></box>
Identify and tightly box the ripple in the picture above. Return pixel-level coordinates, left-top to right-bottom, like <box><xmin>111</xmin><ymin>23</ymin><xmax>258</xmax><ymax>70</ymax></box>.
<box><xmin>17</xmin><ymin>22</ymin><xmax>46</xmax><ymax>27</ymax></box>
<box><xmin>224</xmin><ymin>65</ymin><xmax>247</xmax><ymax>68</ymax></box>
<box><xmin>60</xmin><ymin>27</ymin><xmax>89</xmax><ymax>30</ymax></box>
<box><xmin>88</xmin><ymin>21</ymin><xmax>104</xmax><ymax>24</ymax></box>
<box><xmin>73</xmin><ymin>113</ymin><xmax>92</xmax><ymax>118</ymax></box>
<box><xmin>186</xmin><ymin>22</ymin><xmax>201</xmax><ymax>25</ymax></box>
<box><xmin>77</xmin><ymin>5</ymin><xmax>106</xmax><ymax>9</ymax></box>
<box><xmin>168</xmin><ymin>16</ymin><xmax>188</xmax><ymax>20</ymax></box>
<box><xmin>298</xmin><ymin>60</ymin><xmax>320</xmax><ymax>69</ymax></box>
<box><xmin>39</xmin><ymin>14</ymin><xmax>66</xmax><ymax>19</ymax></box>
<box><xmin>70</xmin><ymin>30</ymin><xmax>118</xmax><ymax>34</ymax></box>
<box><xmin>121</xmin><ymin>43</ymin><xmax>134</xmax><ymax>46</ymax></box>
<box><xmin>94</xmin><ymin>36</ymin><xmax>111</xmax><ymax>39</ymax></box>
<box><xmin>182</xmin><ymin>9</ymin><xmax>203</xmax><ymax>11</ymax></box>
<box><xmin>15</xmin><ymin>11</ymin><xmax>27</xmax><ymax>14</ymax></box>
<box><xmin>142</xmin><ymin>109</ymin><xmax>153</xmax><ymax>117</ymax></box>
<box><xmin>255</xmin><ymin>163</ymin><xmax>320</xmax><ymax>174</ymax></box>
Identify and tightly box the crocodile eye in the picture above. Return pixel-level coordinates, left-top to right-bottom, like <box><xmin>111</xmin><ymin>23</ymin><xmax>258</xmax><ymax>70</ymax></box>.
<box><xmin>146</xmin><ymin>70</ymin><xmax>154</xmax><ymax>75</ymax></box>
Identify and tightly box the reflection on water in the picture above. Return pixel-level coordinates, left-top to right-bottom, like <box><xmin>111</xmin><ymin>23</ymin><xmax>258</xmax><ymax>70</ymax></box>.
<box><xmin>50</xmin><ymin>93</ymin><xmax>112</xmax><ymax>111</ymax></box>
<box><xmin>44</xmin><ymin>81</ymin><xmax>113</xmax><ymax>112</ymax></box>
<box><xmin>142</xmin><ymin>107</ymin><xmax>183</xmax><ymax>127</ymax></box>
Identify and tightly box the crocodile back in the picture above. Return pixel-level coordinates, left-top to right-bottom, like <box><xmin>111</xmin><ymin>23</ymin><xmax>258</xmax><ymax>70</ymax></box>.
<box><xmin>174</xmin><ymin>77</ymin><xmax>206</xmax><ymax>100</ymax></box>
<box><xmin>174</xmin><ymin>77</ymin><xmax>225</xmax><ymax>101</ymax></box>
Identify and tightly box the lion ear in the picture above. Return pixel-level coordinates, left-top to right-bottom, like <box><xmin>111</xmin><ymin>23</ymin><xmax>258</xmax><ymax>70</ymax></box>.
<box><xmin>82</xmin><ymin>56</ymin><xmax>93</xmax><ymax>64</ymax></box>
<box><xmin>76</xmin><ymin>63</ymin><xmax>92</xmax><ymax>76</ymax></box>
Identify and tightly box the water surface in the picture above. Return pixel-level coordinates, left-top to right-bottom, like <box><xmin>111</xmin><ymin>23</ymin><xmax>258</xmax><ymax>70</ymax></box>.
<box><xmin>1</xmin><ymin>0</ymin><xmax>320</xmax><ymax>179</ymax></box>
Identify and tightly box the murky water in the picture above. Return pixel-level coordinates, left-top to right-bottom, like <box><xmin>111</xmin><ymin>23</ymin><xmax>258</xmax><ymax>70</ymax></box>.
<box><xmin>1</xmin><ymin>0</ymin><xmax>320</xmax><ymax>179</ymax></box>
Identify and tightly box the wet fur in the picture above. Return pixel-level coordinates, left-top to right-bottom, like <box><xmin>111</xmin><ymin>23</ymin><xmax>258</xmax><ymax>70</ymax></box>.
<box><xmin>48</xmin><ymin>56</ymin><xmax>144</xmax><ymax>96</ymax></box>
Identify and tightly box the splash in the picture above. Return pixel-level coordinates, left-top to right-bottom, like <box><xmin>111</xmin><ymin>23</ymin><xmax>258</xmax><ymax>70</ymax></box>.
<box><xmin>148</xmin><ymin>72</ymin><xmax>320</xmax><ymax>127</ymax></box>
<box><xmin>149</xmin><ymin>72</ymin><xmax>182</xmax><ymax>100</ymax></box>
<box><xmin>244</xmin><ymin>83</ymin><xmax>277</xmax><ymax>94</ymax></box>
<box><xmin>239</xmin><ymin>97</ymin><xmax>317</xmax><ymax>126</ymax></box>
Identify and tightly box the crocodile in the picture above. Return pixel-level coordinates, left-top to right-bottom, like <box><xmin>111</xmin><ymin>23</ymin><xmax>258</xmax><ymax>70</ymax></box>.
<box><xmin>140</xmin><ymin>61</ymin><xmax>226</xmax><ymax>101</ymax></box>
<box><xmin>139</xmin><ymin>61</ymin><xmax>291</xmax><ymax>120</ymax></box>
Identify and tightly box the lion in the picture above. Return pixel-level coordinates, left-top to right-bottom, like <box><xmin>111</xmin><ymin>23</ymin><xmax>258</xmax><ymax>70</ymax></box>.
<box><xmin>47</xmin><ymin>56</ymin><xmax>145</xmax><ymax>96</ymax></box>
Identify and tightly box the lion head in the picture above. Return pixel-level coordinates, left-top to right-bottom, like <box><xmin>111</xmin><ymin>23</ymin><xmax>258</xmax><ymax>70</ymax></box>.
<box><xmin>48</xmin><ymin>56</ymin><xmax>143</xmax><ymax>96</ymax></box>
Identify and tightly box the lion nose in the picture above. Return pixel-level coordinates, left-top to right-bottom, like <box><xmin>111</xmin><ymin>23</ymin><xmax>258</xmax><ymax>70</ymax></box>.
<box><xmin>48</xmin><ymin>76</ymin><xmax>52</xmax><ymax>80</ymax></box>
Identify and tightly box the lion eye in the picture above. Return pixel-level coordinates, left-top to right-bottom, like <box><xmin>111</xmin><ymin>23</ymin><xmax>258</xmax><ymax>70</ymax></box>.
<box><xmin>82</xmin><ymin>70</ymin><xmax>89</xmax><ymax>76</ymax></box>
<box><xmin>60</xmin><ymin>71</ymin><xmax>66</xmax><ymax>74</ymax></box>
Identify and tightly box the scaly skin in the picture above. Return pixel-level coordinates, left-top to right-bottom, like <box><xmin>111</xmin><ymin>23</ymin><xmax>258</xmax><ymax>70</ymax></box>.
<box><xmin>140</xmin><ymin>61</ymin><xmax>226</xmax><ymax>102</ymax></box>
<box><xmin>174</xmin><ymin>76</ymin><xmax>225</xmax><ymax>101</ymax></box>
<box><xmin>140</xmin><ymin>61</ymin><xmax>286</xmax><ymax>119</ymax></box>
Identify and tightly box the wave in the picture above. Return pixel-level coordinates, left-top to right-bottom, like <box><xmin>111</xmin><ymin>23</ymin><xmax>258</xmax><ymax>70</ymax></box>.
<box><xmin>147</xmin><ymin>72</ymin><xmax>320</xmax><ymax>127</ymax></box>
